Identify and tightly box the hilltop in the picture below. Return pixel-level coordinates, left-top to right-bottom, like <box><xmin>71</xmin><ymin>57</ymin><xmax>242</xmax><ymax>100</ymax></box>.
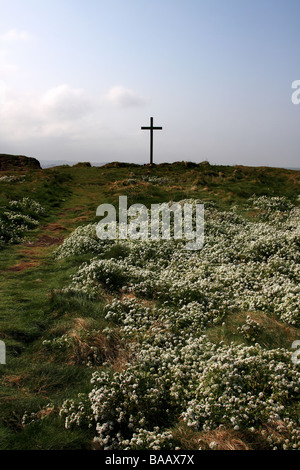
<box><xmin>0</xmin><ymin>154</ymin><xmax>41</xmax><ymax>171</ymax></box>
<box><xmin>0</xmin><ymin>161</ymin><xmax>299</xmax><ymax>231</ymax></box>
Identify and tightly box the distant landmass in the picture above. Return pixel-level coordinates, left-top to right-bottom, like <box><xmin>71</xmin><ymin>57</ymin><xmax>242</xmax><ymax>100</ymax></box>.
<box><xmin>39</xmin><ymin>160</ymin><xmax>108</xmax><ymax>168</ymax></box>
<box><xmin>39</xmin><ymin>160</ymin><xmax>77</xmax><ymax>168</ymax></box>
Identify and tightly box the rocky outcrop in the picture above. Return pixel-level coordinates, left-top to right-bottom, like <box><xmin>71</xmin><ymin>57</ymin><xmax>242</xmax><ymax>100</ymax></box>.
<box><xmin>102</xmin><ymin>162</ymin><xmax>140</xmax><ymax>168</ymax></box>
<box><xmin>0</xmin><ymin>154</ymin><xmax>41</xmax><ymax>171</ymax></box>
<box><xmin>72</xmin><ymin>162</ymin><xmax>91</xmax><ymax>167</ymax></box>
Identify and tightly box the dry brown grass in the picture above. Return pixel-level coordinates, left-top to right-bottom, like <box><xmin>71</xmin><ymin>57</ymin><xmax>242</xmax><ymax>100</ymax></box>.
<box><xmin>5</xmin><ymin>260</ymin><xmax>42</xmax><ymax>272</ymax></box>
<box><xmin>67</xmin><ymin>318</ymin><xmax>131</xmax><ymax>369</ymax></box>
<box><xmin>36</xmin><ymin>405</ymin><xmax>55</xmax><ymax>419</ymax></box>
<box><xmin>173</xmin><ymin>419</ymin><xmax>298</xmax><ymax>450</ymax></box>
<box><xmin>173</xmin><ymin>422</ymin><xmax>252</xmax><ymax>450</ymax></box>
<box><xmin>2</xmin><ymin>375</ymin><xmax>24</xmax><ymax>388</ymax></box>
<box><xmin>198</xmin><ymin>428</ymin><xmax>251</xmax><ymax>450</ymax></box>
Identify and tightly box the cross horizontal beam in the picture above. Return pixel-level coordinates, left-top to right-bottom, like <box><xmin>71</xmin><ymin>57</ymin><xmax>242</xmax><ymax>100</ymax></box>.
<box><xmin>141</xmin><ymin>126</ymin><xmax>163</xmax><ymax>130</ymax></box>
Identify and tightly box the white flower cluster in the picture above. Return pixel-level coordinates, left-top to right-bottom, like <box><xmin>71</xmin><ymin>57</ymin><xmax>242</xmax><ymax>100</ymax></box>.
<box><xmin>8</xmin><ymin>197</ymin><xmax>45</xmax><ymax>217</ymax></box>
<box><xmin>60</xmin><ymin>394</ymin><xmax>92</xmax><ymax>429</ymax></box>
<box><xmin>56</xmin><ymin>196</ymin><xmax>300</xmax><ymax>449</ymax></box>
<box><xmin>22</xmin><ymin>403</ymin><xmax>55</xmax><ymax>426</ymax></box>
<box><xmin>103</xmin><ymin>297</ymin><xmax>218</xmax><ymax>338</ymax></box>
<box><xmin>248</xmin><ymin>195</ymin><xmax>294</xmax><ymax>222</ymax></box>
<box><xmin>60</xmin><ymin>334</ymin><xmax>300</xmax><ymax>449</ymax></box>
<box><xmin>54</xmin><ymin>224</ymin><xmax>107</xmax><ymax>259</ymax></box>
<box><xmin>60</xmin><ymin>196</ymin><xmax>299</xmax><ymax>325</ymax></box>
<box><xmin>0</xmin><ymin>175</ymin><xmax>26</xmax><ymax>183</ymax></box>
<box><xmin>120</xmin><ymin>176</ymin><xmax>169</xmax><ymax>186</ymax></box>
<box><xmin>3</xmin><ymin>211</ymin><xmax>39</xmax><ymax>228</ymax></box>
<box><xmin>93</xmin><ymin>426</ymin><xmax>174</xmax><ymax>450</ymax></box>
<box><xmin>237</xmin><ymin>316</ymin><xmax>264</xmax><ymax>342</ymax></box>
<box><xmin>0</xmin><ymin>197</ymin><xmax>45</xmax><ymax>248</ymax></box>
<box><xmin>262</xmin><ymin>417</ymin><xmax>300</xmax><ymax>450</ymax></box>
<box><xmin>43</xmin><ymin>335</ymin><xmax>72</xmax><ymax>349</ymax></box>
<box><xmin>181</xmin><ymin>341</ymin><xmax>300</xmax><ymax>431</ymax></box>
<box><xmin>142</xmin><ymin>176</ymin><xmax>169</xmax><ymax>185</ymax></box>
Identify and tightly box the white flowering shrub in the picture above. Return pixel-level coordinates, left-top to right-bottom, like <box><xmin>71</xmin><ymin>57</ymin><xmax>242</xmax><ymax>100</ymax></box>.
<box><xmin>3</xmin><ymin>211</ymin><xmax>39</xmax><ymax>229</ymax></box>
<box><xmin>60</xmin><ymin>335</ymin><xmax>300</xmax><ymax>449</ymax></box>
<box><xmin>0</xmin><ymin>218</ymin><xmax>24</xmax><ymax>245</ymax></box>
<box><xmin>249</xmin><ymin>195</ymin><xmax>294</xmax><ymax>222</ymax></box>
<box><xmin>237</xmin><ymin>316</ymin><xmax>264</xmax><ymax>342</ymax></box>
<box><xmin>103</xmin><ymin>298</ymin><xmax>218</xmax><ymax>339</ymax></box>
<box><xmin>142</xmin><ymin>176</ymin><xmax>169</xmax><ymax>185</ymax></box>
<box><xmin>119</xmin><ymin>176</ymin><xmax>169</xmax><ymax>187</ymax></box>
<box><xmin>104</xmin><ymin>298</ymin><xmax>158</xmax><ymax>335</ymax></box>
<box><xmin>55</xmin><ymin>196</ymin><xmax>300</xmax><ymax>449</ymax></box>
<box><xmin>56</xmin><ymin>196</ymin><xmax>299</xmax><ymax>327</ymax></box>
<box><xmin>54</xmin><ymin>224</ymin><xmax>107</xmax><ymax>259</ymax></box>
<box><xmin>0</xmin><ymin>197</ymin><xmax>45</xmax><ymax>248</ymax></box>
<box><xmin>56</xmin><ymin>196</ymin><xmax>299</xmax><ymax>322</ymax></box>
<box><xmin>0</xmin><ymin>175</ymin><xmax>26</xmax><ymax>183</ymax></box>
<box><xmin>261</xmin><ymin>417</ymin><xmax>300</xmax><ymax>450</ymax></box>
<box><xmin>8</xmin><ymin>197</ymin><xmax>45</xmax><ymax>217</ymax></box>
<box><xmin>93</xmin><ymin>426</ymin><xmax>174</xmax><ymax>450</ymax></box>
<box><xmin>182</xmin><ymin>342</ymin><xmax>300</xmax><ymax>431</ymax></box>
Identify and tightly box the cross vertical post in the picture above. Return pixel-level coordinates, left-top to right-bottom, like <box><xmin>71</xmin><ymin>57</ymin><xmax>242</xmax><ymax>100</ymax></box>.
<box><xmin>141</xmin><ymin>117</ymin><xmax>163</xmax><ymax>164</ymax></box>
<box><xmin>150</xmin><ymin>117</ymin><xmax>153</xmax><ymax>165</ymax></box>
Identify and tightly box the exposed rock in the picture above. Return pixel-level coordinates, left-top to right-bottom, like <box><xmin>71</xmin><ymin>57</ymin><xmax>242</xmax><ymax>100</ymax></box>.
<box><xmin>0</xmin><ymin>154</ymin><xmax>41</xmax><ymax>171</ymax></box>
<box><xmin>72</xmin><ymin>162</ymin><xmax>91</xmax><ymax>167</ymax></box>
<box><xmin>184</xmin><ymin>161</ymin><xmax>197</xmax><ymax>168</ymax></box>
<box><xmin>102</xmin><ymin>162</ymin><xmax>139</xmax><ymax>168</ymax></box>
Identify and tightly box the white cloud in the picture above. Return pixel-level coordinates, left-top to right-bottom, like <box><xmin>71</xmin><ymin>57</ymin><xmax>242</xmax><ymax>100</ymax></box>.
<box><xmin>0</xmin><ymin>30</ymin><xmax>32</xmax><ymax>78</ymax></box>
<box><xmin>0</xmin><ymin>84</ymin><xmax>97</xmax><ymax>141</ymax></box>
<box><xmin>0</xmin><ymin>50</ymin><xmax>19</xmax><ymax>77</ymax></box>
<box><xmin>0</xmin><ymin>80</ymin><xmax>6</xmax><ymax>105</ymax></box>
<box><xmin>0</xmin><ymin>83</ymin><xmax>151</xmax><ymax>161</ymax></box>
<box><xmin>0</xmin><ymin>29</ymin><xmax>31</xmax><ymax>42</ymax></box>
<box><xmin>106</xmin><ymin>86</ymin><xmax>150</xmax><ymax>107</ymax></box>
<box><xmin>0</xmin><ymin>62</ymin><xmax>19</xmax><ymax>74</ymax></box>
<box><xmin>40</xmin><ymin>84</ymin><xmax>94</xmax><ymax>121</ymax></box>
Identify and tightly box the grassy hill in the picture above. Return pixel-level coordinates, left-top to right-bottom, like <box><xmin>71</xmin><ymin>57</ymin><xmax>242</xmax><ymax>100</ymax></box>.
<box><xmin>0</xmin><ymin>161</ymin><xmax>299</xmax><ymax>450</ymax></box>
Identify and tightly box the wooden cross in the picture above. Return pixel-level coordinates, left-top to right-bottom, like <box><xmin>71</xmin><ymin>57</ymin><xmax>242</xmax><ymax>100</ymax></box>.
<box><xmin>141</xmin><ymin>117</ymin><xmax>162</xmax><ymax>164</ymax></box>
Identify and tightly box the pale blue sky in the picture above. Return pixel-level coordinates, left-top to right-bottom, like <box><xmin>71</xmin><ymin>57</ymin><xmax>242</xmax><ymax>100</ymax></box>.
<box><xmin>0</xmin><ymin>0</ymin><xmax>299</xmax><ymax>166</ymax></box>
